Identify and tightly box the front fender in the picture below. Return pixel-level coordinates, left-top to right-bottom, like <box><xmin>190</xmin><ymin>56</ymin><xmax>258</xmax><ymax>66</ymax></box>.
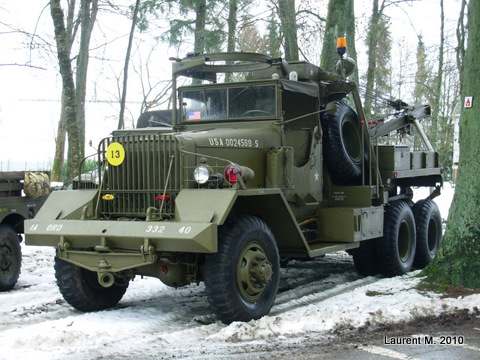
<box><xmin>175</xmin><ymin>188</ymin><xmax>310</xmax><ymax>258</ymax></box>
<box><xmin>174</xmin><ymin>189</ymin><xmax>238</xmax><ymax>224</ymax></box>
<box><xmin>33</xmin><ymin>190</ymin><xmax>98</xmax><ymax>220</ymax></box>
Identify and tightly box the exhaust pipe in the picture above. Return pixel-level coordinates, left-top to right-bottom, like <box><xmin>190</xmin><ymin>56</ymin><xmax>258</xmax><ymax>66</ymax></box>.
<box><xmin>97</xmin><ymin>272</ymin><xmax>115</xmax><ymax>288</ymax></box>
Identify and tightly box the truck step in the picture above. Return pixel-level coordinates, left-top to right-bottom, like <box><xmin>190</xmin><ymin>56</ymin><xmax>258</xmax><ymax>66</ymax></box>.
<box><xmin>307</xmin><ymin>241</ymin><xmax>359</xmax><ymax>257</ymax></box>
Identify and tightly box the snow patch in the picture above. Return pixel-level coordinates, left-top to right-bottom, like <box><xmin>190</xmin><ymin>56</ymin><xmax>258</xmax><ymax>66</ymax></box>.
<box><xmin>212</xmin><ymin>273</ymin><xmax>480</xmax><ymax>343</ymax></box>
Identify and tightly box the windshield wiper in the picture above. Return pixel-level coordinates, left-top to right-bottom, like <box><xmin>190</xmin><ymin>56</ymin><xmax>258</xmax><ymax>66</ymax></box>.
<box><xmin>148</xmin><ymin>119</ymin><xmax>172</xmax><ymax>127</ymax></box>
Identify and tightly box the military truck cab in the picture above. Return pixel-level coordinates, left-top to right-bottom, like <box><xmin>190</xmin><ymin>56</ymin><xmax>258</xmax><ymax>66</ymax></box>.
<box><xmin>25</xmin><ymin>52</ymin><xmax>443</xmax><ymax>323</ymax></box>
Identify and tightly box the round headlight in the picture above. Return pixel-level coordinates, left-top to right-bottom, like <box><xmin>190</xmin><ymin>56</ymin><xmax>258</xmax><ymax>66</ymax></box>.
<box><xmin>193</xmin><ymin>165</ymin><xmax>210</xmax><ymax>184</ymax></box>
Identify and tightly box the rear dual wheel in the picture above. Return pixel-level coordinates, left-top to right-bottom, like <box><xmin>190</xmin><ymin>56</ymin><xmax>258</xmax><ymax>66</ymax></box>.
<box><xmin>413</xmin><ymin>199</ymin><xmax>442</xmax><ymax>268</ymax></box>
<box><xmin>204</xmin><ymin>216</ymin><xmax>280</xmax><ymax>324</ymax></box>
<box><xmin>352</xmin><ymin>201</ymin><xmax>416</xmax><ymax>277</ymax></box>
<box><xmin>379</xmin><ymin>201</ymin><xmax>417</xmax><ymax>276</ymax></box>
<box><xmin>352</xmin><ymin>200</ymin><xmax>442</xmax><ymax>277</ymax></box>
<box><xmin>351</xmin><ymin>239</ymin><xmax>380</xmax><ymax>276</ymax></box>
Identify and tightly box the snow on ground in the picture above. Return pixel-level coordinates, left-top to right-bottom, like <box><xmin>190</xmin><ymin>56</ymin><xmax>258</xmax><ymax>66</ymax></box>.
<box><xmin>1</xmin><ymin>182</ymin><xmax>477</xmax><ymax>360</ymax></box>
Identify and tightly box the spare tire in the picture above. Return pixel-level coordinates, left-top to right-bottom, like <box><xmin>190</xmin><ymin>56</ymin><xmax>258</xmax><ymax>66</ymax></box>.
<box><xmin>322</xmin><ymin>103</ymin><xmax>364</xmax><ymax>184</ymax></box>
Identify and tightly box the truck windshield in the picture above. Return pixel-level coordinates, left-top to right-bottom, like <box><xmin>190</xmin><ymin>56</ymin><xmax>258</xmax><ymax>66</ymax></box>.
<box><xmin>181</xmin><ymin>85</ymin><xmax>276</xmax><ymax>122</ymax></box>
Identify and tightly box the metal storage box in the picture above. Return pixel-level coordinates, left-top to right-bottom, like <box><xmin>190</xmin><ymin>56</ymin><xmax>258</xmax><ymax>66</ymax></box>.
<box><xmin>377</xmin><ymin>145</ymin><xmax>411</xmax><ymax>171</ymax></box>
<box><xmin>423</xmin><ymin>152</ymin><xmax>437</xmax><ymax>168</ymax></box>
<box><xmin>411</xmin><ymin>151</ymin><xmax>423</xmax><ymax>169</ymax></box>
<box><xmin>317</xmin><ymin>206</ymin><xmax>384</xmax><ymax>242</ymax></box>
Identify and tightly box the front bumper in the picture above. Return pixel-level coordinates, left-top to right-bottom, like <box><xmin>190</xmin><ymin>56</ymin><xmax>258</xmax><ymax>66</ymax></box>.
<box><xmin>25</xmin><ymin>219</ymin><xmax>217</xmax><ymax>272</ymax></box>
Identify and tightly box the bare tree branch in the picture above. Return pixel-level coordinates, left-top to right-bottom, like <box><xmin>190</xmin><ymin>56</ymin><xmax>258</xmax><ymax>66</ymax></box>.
<box><xmin>29</xmin><ymin>2</ymin><xmax>51</xmax><ymax>63</ymax></box>
<box><xmin>295</xmin><ymin>9</ymin><xmax>326</xmax><ymax>23</ymax></box>
<box><xmin>0</xmin><ymin>63</ymin><xmax>46</xmax><ymax>70</ymax></box>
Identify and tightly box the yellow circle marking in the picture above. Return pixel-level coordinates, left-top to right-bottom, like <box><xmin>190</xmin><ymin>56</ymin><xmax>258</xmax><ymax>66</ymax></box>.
<box><xmin>105</xmin><ymin>142</ymin><xmax>125</xmax><ymax>166</ymax></box>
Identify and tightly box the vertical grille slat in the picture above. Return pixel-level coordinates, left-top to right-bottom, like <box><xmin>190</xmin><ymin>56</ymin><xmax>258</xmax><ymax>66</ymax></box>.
<box><xmin>99</xmin><ymin>133</ymin><xmax>180</xmax><ymax>218</ymax></box>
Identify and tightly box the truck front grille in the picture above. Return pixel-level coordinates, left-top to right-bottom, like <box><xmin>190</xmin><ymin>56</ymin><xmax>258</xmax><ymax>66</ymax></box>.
<box><xmin>98</xmin><ymin>133</ymin><xmax>181</xmax><ymax>218</ymax></box>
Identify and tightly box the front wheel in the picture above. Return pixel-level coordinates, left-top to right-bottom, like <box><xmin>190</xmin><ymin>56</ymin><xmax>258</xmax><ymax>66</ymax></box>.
<box><xmin>54</xmin><ymin>258</ymin><xmax>129</xmax><ymax>312</ymax></box>
<box><xmin>0</xmin><ymin>225</ymin><xmax>21</xmax><ymax>291</ymax></box>
<box><xmin>204</xmin><ymin>216</ymin><xmax>280</xmax><ymax>324</ymax></box>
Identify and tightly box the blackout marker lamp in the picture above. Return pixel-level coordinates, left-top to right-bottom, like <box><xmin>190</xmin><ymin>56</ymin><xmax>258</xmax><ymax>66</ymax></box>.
<box><xmin>336</xmin><ymin>36</ymin><xmax>347</xmax><ymax>57</ymax></box>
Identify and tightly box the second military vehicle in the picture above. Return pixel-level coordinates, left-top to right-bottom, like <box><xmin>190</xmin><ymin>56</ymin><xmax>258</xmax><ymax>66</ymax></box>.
<box><xmin>25</xmin><ymin>48</ymin><xmax>442</xmax><ymax>323</ymax></box>
<box><xmin>0</xmin><ymin>171</ymin><xmax>49</xmax><ymax>291</ymax></box>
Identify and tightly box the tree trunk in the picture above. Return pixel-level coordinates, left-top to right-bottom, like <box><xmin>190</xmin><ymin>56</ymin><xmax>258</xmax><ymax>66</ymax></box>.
<box><xmin>425</xmin><ymin>0</ymin><xmax>480</xmax><ymax>288</ymax></box>
<box><xmin>267</xmin><ymin>12</ymin><xmax>282</xmax><ymax>58</ymax></box>
<box><xmin>456</xmin><ymin>0</ymin><xmax>467</xmax><ymax>92</ymax></box>
<box><xmin>278</xmin><ymin>0</ymin><xmax>298</xmax><ymax>62</ymax></box>
<box><xmin>225</xmin><ymin>0</ymin><xmax>238</xmax><ymax>82</ymax></box>
<box><xmin>414</xmin><ymin>36</ymin><xmax>427</xmax><ymax>104</ymax></box>
<box><xmin>363</xmin><ymin>0</ymin><xmax>379</xmax><ymax>118</ymax></box>
<box><xmin>50</xmin><ymin>0</ymin><xmax>80</xmax><ymax>180</ymax></box>
<box><xmin>193</xmin><ymin>0</ymin><xmax>207</xmax><ymax>54</ymax></box>
<box><xmin>51</xmin><ymin>93</ymin><xmax>67</xmax><ymax>181</ymax></box>
<box><xmin>118</xmin><ymin>0</ymin><xmax>140</xmax><ymax>130</ymax></box>
<box><xmin>320</xmin><ymin>0</ymin><xmax>358</xmax><ymax>83</ymax></box>
<box><xmin>75</xmin><ymin>0</ymin><xmax>98</xmax><ymax>159</ymax></box>
<box><xmin>430</xmin><ymin>0</ymin><xmax>445</xmax><ymax>147</ymax></box>
<box><xmin>226</xmin><ymin>0</ymin><xmax>237</xmax><ymax>53</ymax></box>
<box><xmin>191</xmin><ymin>0</ymin><xmax>207</xmax><ymax>85</ymax></box>
<box><xmin>51</xmin><ymin>0</ymin><xmax>76</xmax><ymax>182</ymax></box>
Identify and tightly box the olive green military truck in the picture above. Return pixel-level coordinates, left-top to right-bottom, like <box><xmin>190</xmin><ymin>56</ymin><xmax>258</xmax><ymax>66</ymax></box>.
<box><xmin>0</xmin><ymin>171</ymin><xmax>49</xmax><ymax>290</ymax></box>
<box><xmin>25</xmin><ymin>52</ymin><xmax>443</xmax><ymax>323</ymax></box>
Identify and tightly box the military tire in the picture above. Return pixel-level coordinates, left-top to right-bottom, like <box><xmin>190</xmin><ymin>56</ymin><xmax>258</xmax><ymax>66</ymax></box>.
<box><xmin>351</xmin><ymin>239</ymin><xmax>380</xmax><ymax>276</ymax></box>
<box><xmin>413</xmin><ymin>199</ymin><xmax>442</xmax><ymax>268</ymax></box>
<box><xmin>379</xmin><ymin>201</ymin><xmax>417</xmax><ymax>276</ymax></box>
<box><xmin>204</xmin><ymin>216</ymin><xmax>280</xmax><ymax>324</ymax></box>
<box><xmin>54</xmin><ymin>257</ymin><xmax>129</xmax><ymax>312</ymax></box>
<box><xmin>0</xmin><ymin>225</ymin><xmax>21</xmax><ymax>291</ymax></box>
<box><xmin>322</xmin><ymin>103</ymin><xmax>363</xmax><ymax>184</ymax></box>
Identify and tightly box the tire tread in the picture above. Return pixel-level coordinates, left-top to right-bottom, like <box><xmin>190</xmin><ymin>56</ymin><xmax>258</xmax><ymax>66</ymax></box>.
<box><xmin>413</xmin><ymin>199</ymin><xmax>442</xmax><ymax>268</ymax></box>
<box><xmin>379</xmin><ymin>201</ymin><xmax>416</xmax><ymax>276</ymax></box>
<box><xmin>204</xmin><ymin>216</ymin><xmax>279</xmax><ymax>324</ymax></box>
<box><xmin>54</xmin><ymin>258</ymin><xmax>128</xmax><ymax>312</ymax></box>
<box><xmin>0</xmin><ymin>225</ymin><xmax>21</xmax><ymax>291</ymax></box>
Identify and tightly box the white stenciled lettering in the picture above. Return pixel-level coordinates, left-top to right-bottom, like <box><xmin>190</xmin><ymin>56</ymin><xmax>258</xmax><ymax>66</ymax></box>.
<box><xmin>178</xmin><ymin>225</ymin><xmax>192</xmax><ymax>234</ymax></box>
<box><xmin>208</xmin><ymin>137</ymin><xmax>261</xmax><ymax>148</ymax></box>
<box><xmin>46</xmin><ymin>224</ymin><xmax>63</xmax><ymax>232</ymax></box>
<box><xmin>145</xmin><ymin>225</ymin><xmax>166</xmax><ymax>234</ymax></box>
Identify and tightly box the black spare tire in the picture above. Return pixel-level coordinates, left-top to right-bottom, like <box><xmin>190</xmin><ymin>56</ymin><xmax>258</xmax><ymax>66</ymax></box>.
<box><xmin>322</xmin><ymin>102</ymin><xmax>364</xmax><ymax>184</ymax></box>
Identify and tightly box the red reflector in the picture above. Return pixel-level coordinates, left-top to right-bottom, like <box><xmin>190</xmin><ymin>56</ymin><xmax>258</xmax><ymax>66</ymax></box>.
<box><xmin>154</xmin><ymin>194</ymin><xmax>170</xmax><ymax>201</ymax></box>
<box><xmin>224</xmin><ymin>165</ymin><xmax>240</xmax><ymax>184</ymax></box>
<box><xmin>160</xmin><ymin>264</ymin><xmax>168</xmax><ymax>274</ymax></box>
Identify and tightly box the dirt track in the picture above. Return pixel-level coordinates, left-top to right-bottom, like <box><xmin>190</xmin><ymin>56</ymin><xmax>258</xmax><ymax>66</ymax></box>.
<box><xmin>250</xmin><ymin>311</ymin><xmax>480</xmax><ymax>360</ymax></box>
